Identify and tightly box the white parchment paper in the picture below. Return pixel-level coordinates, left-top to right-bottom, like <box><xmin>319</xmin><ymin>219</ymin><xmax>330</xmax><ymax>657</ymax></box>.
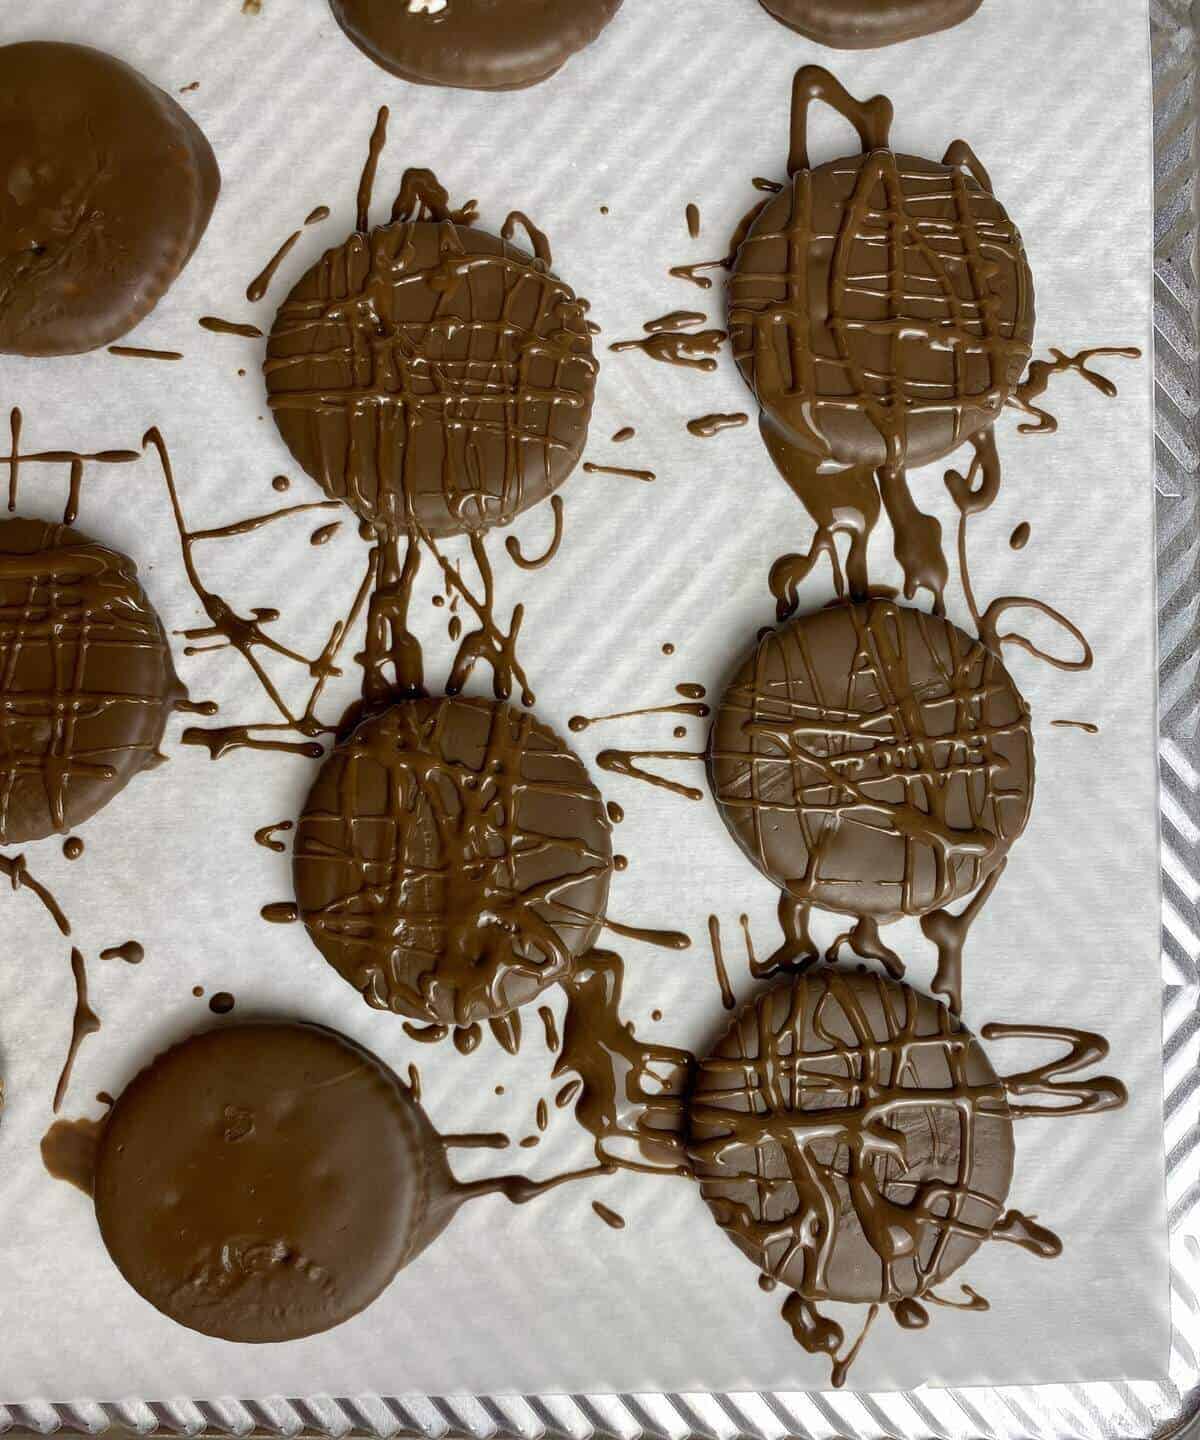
<box><xmin>0</xmin><ymin>0</ymin><xmax>1163</xmax><ymax>1400</ymax></box>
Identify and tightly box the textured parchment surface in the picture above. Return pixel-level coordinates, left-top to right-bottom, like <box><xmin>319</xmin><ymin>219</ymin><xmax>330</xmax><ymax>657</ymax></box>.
<box><xmin>0</xmin><ymin>0</ymin><xmax>1163</xmax><ymax>1401</ymax></box>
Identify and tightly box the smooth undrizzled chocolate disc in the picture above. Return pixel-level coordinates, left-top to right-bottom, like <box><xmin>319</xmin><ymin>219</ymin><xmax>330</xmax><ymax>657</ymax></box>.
<box><xmin>687</xmin><ymin>970</ymin><xmax>1014</xmax><ymax>1302</ymax></box>
<box><xmin>94</xmin><ymin>1022</ymin><xmax>455</xmax><ymax>1342</ymax></box>
<box><xmin>759</xmin><ymin>0</ymin><xmax>982</xmax><ymax>48</ymax></box>
<box><xmin>265</xmin><ymin>220</ymin><xmax>597</xmax><ymax>537</ymax></box>
<box><xmin>708</xmin><ymin>601</ymin><xmax>1033</xmax><ymax>920</ymax></box>
<box><xmin>729</xmin><ymin>150</ymin><xmax>1034</xmax><ymax>471</ymax></box>
<box><xmin>329</xmin><ymin>0</ymin><xmax>623</xmax><ymax>91</ymax></box>
<box><xmin>294</xmin><ymin>697</ymin><xmax>613</xmax><ymax>1026</ymax></box>
<box><xmin>0</xmin><ymin>518</ymin><xmax>181</xmax><ymax>845</ymax></box>
<box><xmin>0</xmin><ymin>42</ymin><xmax>219</xmax><ymax>356</ymax></box>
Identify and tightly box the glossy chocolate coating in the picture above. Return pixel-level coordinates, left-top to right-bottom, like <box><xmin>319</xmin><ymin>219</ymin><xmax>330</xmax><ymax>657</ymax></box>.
<box><xmin>94</xmin><ymin>1022</ymin><xmax>455</xmax><ymax>1342</ymax></box>
<box><xmin>708</xmin><ymin>601</ymin><xmax>1034</xmax><ymax>920</ymax></box>
<box><xmin>329</xmin><ymin>0</ymin><xmax>623</xmax><ymax>91</ymax></box>
<box><xmin>0</xmin><ymin>518</ymin><xmax>181</xmax><ymax>845</ymax></box>
<box><xmin>0</xmin><ymin>42</ymin><xmax>219</xmax><ymax>356</ymax></box>
<box><xmin>265</xmin><ymin>221</ymin><xmax>596</xmax><ymax>537</ymax></box>
<box><xmin>294</xmin><ymin>697</ymin><xmax>613</xmax><ymax>1026</ymax></box>
<box><xmin>759</xmin><ymin>0</ymin><xmax>982</xmax><ymax>48</ymax></box>
<box><xmin>729</xmin><ymin>151</ymin><xmax>1034</xmax><ymax>472</ymax></box>
<box><xmin>687</xmin><ymin>970</ymin><xmax>1014</xmax><ymax>1302</ymax></box>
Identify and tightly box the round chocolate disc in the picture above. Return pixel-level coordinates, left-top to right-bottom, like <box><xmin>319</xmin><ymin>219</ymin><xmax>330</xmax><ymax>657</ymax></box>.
<box><xmin>329</xmin><ymin>0</ymin><xmax>624</xmax><ymax>91</ymax></box>
<box><xmin>729</xmin><ymin>149</ymin><xmax>1034</xmax><ymax>472</ymax></box>
<box><xmin>687</xmin><ymin>970</ymin><xmax>1014</xmax><ymax>1302</ymax></box>
<box><xmin>708</xmin><ymin>601</ymin><xmax>1034</xmax><ymax>920</ymax></box>
<box><xmin>0</xmin><ymin>518</ymin><xmax>182</xmax><ymax>845</ymax></box>
<box><xmin>759</xmin><ymin>0</ymin><xmax>982</xmax><ymax>48</ymax></box>
<box><xmin>94</xmin><ymin>1022</ymin><xmax>456</xmax><ymax>1342</ymax></box>
<box><xmin>0</xmin><ymin>42</ymin><xmax>220</xmax><ymax>357</ymax></box>
<box><xmin>294</xmin><ymin>697</ymin><xmax>613</xmax><ymax>1026</ymax></box>
<box><xmin>265</xmin><ymin>220</ymin><xmax>597</xmax><ymax>537</ymax></box>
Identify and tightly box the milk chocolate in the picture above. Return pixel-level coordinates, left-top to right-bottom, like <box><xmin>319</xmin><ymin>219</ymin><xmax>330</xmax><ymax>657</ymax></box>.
<box><xmin>708</xmin><ymin>601</ymin><xmax>1033</xmax><ymax>920</ymax></box>
<box><xmin>294</xmin><ymin>697</ymin><xmax>613</xmax><ymax>1026</ymax></box>
<box><xmin>265</xmin><ymin>219</ymin><xmax>596</xmax><ymax>537</ymax></box>
<box><xmin>0</xmin><ymin>42</ymin><xmax>219</xmax><ymax>356</ymax></box>
<box><xmin>0</xmin><ymin>518</ymin><xmax>182</xmax><ymax>844</ymax></box>
<box><xmin>759</xmin><ymin>0</ymin><xmax>982</xmax><ymax>48</ymax></box>
<box><xmin>687</xmin><ymin>969</ymin><xmax>1014</xmax><ymax>1301</ymax></box>
<box><xmin>94</xmin><ymin>1022</ymin><xmax>455</xmax><ymax>1342</ymax></box>
<box><xmin>329</xmin><ymin>0</ymin><xmax>623</xmax><ymax>91</ymax></box>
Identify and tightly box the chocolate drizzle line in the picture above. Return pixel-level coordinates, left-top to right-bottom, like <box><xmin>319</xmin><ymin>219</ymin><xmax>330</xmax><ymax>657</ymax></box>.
<box><xmin>107</xmin><ymin>346</ymin><xmax>183</xmax><ymax>362</ymax></box>
<box><xmin>920</xmin><ymin>860</ymin><xmax>1007</xmax><ymax>1016</ymax></box>
<box><xmin>610</xmin><ymin>328</ymin><xmax>726</xmax><ymax>372</ymax></box>
<box><xmin>583</xmin><ymin>462</ymin><xmax>656</xmax><ymax>483</ymax></box>
<box><xmin>4</xmin><ymin>406</ymin><xmax>139</xmax><ymax>518</ymax></box>
<box><xmin>1051</xmin><ymin>719</ymin><xmax>1099</xmax><ymax>734</ymax></box>
<box><xmin>0</xmin><ymin>853</ymin><xmax>69</xmax><ymax>934</ymax></box>
<box><xmin>538</xmin><ymin>1005</ymin><xmax>560</xmax><ymax>1052</ymax></box>
<box><xmin>198</xmin><ymin>316</ymin><xmax>263</xmax><ymax>339</ymax></box>
<box><xmin>254</xmin><ymin>819</ymin><xmax>293</xmax><ymax>852</ymax></box>
<box><xmin>708</xmin><ymin>915</ymin><xmax>737</xmax><ymax>1010</ymax></box>
<box><xmin>596</xmin><ymin>747</ymin><xmax>706</xmax><ymax>801</ymax></box>
<box><xmin>246</xmin><ymin>227</ymin><xmax>304</xmax><ymax>304</ymax></box>
<box><xmin>686</xmin><ymin>204</ymin><xmax>701</xmax><ymax>240</ymax></box>
<box><xmin>687</xmin><ymin>413</ymin><xmax>749</xmax><ymax>438</ymax></box>
<box><xmin>54</xmin><ymin>947</ymin><xmax>99</xmax><ymax>1113</ymax></box>
<box><xmin>506</xmin><ymin>496</ymin><xmax>564</xmax><ymax>571</ymax></box>
<box><xmin>569</xmin><ymin>699</ymin><xmax>709</xmax><ymax>732</ymax></box>
<box><xmin>611</xmin><ymin>427</ymin><xmax>636</xmax><ymax>443</ymax></box>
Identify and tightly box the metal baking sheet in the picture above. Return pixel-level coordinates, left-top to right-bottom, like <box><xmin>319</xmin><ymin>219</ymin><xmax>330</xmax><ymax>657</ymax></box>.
<box><xmin>0</xmin><ymin>0</ymin><xmax>1190</xmax><ymax>1432</ymax></box>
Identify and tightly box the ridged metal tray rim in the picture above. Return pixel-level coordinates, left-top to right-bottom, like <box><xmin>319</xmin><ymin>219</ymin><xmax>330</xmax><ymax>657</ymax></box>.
<box><xmin>2</xmin><ymin>1</ymin><xmax>1194</xmax><ymax>1435</ymax></box>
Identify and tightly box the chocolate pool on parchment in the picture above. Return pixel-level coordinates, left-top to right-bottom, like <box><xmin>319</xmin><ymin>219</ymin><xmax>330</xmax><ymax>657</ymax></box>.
<box><xmin>687</xmin><ymin>968</ymin><xmax>1014</xmax><ymax>1302</ymax></box>
<box><xmin>758</xmin><ymin>0</ymin><xmax>983</xmax><ymax>48</ymax></box>
<box><xmin>94</xmin><ymin>1022</ymin><xmax>456</xmax><ymax>1342</ymax></box>
<box><xmin>708</xmin><ymin>601</ymin><xmax>1034</xmax><ymax>920</ymax></box>
<box><xmin>265</xmin><ymin>209</ymin><xmax>597</xmax><ymax>537</ymax></box>
<box><xmin>0</xmin><ymin>42</ymin><xmax>219</xmax><ymax>356</ymax></box>
<box><xmin>0</xmin><ymin>518</ymin><xmax>184</xmax><ymax>845</ymax></box>
<box><xmin>329</xmin><ymin>0</ymin><xmax>624</xmax><ymax>91</ymax></box>
<box><xmin>294</xmin><ymin>697</ymin><xmax>613</xmax><ymax>1027</ymax></box>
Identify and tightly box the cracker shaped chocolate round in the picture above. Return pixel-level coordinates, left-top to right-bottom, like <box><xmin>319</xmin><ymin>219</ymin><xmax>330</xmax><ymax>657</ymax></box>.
<box><xmin>329</xmin><ymin>0</ymin><xmax>624</xmax><ymax>91</ymax></box>
<box><xmin>0</xmin><ymin>42</ymin><xmax>219</xmax><ymax>356</ymax></box>
<box><xmin>708</xmin><ymin>601</ymin><xmax>1033</xmax><ymax>920</ymax></box>
<box><xmin>687</xmin><ymin>969</ymin><xmax>1014</xmax><ymax>1302</ymax></box>
<box><xmin>294</xmin><ymin>697</ymin><xmax>613</xmax><ymax>1026</ymax></box>
<box><xmin>265</xmin><ymin>219</ymin><xmax>597</xmax><ymax>537</ymax></box>
<box><xmin>729</xmin><ymin>148</ymin><xmax>1034</xmax><ymax>471</ymax></box>
<box><xmin>94</xmin><ymin>1022</ymin><xmax>454</xmax><ymax>1342</ymax></box>
<box><xmin>759</xmin><ymin>0</ymin><xmax>982</xmax><ymax>48</ymax></box>
<box><xmin>0</xmin><ymin>518</ymin><xmax>182</xmax><ymax>845</ymax></box>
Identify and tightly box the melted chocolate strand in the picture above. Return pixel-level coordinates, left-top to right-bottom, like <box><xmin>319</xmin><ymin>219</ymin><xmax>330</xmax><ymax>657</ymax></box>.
<box><xmin>254</xmin><ymin>819</ymin><xmax>293</xmax><ymax>852</ymax></box>
<box><xmin>583</xmin><ymin>463</ymin><xmax>656</xmax><ymax>482</ymax></box>
<box><xmin>505</xmin><ymin>495</ymin><xmax>564</xmax><ymax>571</ymax></box>
<box><xmin>1051</xmin><ymin>719</ymin><xmax>1099</xmax><ymax>734</ymax></box>
<box><xmin>596</xmin><ymin>748</ymin><xmax>705</xmax><ymax>801</ymax></box>
<box><xmin>0</xmin><ymin>853</ymin><xmax>70</xmax><ymax>935</ymax></box>
<box><xmin>107</xmin><ymin>346</ymin><xmax>183</xmax><ymax>361</ymax></box>
<box><xmin>610</xmin><ymin>329</ymin><xmax>725</xmax><ymax>371</ymax></box>
<box><xmin>539</xmin><ymin>1005</ymin><xmax>560</xmax><ymax>1052</ymax></box>
<box><xmin>356</xmin><ymin>106</ymin><xmax>389</xmax><ymax>234</ymax></box>
<box><xmin>688</xmin><ymin>413</ymin><xmax>749</xmax><ymax>438</ymax></box>
<box><xmin>198</xmin><ymin>316</ymin><xmax>263</xmax><ymax>338</ymax></box>
<box><xmin>990</xmin><ymin>1209</ymin><xmax>1063</xmax><ymax>1257</ymax></box>
<box><xmin>708</xmin><ymin>916</ymin><xmax>737</xmax><ymax>1010</ymax></box>
<box><xmin>645</xmin><ymin>311</ymin><xmax>707</xmax><ymax>333</ymax></box>
<box><xmin>570</xmin><ymin>700</ymin><xmax>709</xmax><ymax>732</ymax></box>
<box><xmin>984</xmin><ymin>1024</ymin><xmax>1128</xmax><ymax>1117</ymax></box>
<box><xmin>3</xmin><ymin>407</ymin><xmax>139</xmax><ymax>517</ymax></box>
<box><xmin>921</xmin><ymin>860</ymin><xmax>1007</xmax><ymax>1015</ymax></box>
<box><xmin>246</xmin><ymin>228</ymin><xmax>304</xmax><ymax>304</ymax></box>
<box><xmin>54</xmin><ymin>947</ymin><xmax>99</xmax><ymax>1113</ymax></box>
<box><xmin>1010</xmin><ymin>347</ymin><xmax>1142</xmax><ymax>435</ymax></box>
